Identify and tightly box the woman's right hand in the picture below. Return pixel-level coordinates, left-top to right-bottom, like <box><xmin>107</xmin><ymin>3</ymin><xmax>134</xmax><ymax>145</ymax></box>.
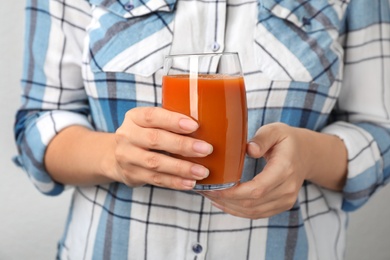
<box><xmin>109</xmin><ymin>107</ymin><xmax>213</xmax><ymax>190</ymax></box>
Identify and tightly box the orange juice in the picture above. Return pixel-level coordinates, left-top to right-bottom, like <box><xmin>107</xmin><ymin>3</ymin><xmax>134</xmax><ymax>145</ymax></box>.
<box><xmin>162</xmin><ymin>74</ymin><xmax>247</xmax><ymax>187</ymax></box>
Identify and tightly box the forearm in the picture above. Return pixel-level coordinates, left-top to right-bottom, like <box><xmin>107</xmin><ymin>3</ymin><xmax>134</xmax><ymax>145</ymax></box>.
<box><xmin>299</xmin><ymin>128</ymin><xmax>348</xmax><ymax>191</ymax></box>
<box><xmin>44</xmin><ymin>126</ymin><xmax>117</xmax><ymax>186</ymax></box>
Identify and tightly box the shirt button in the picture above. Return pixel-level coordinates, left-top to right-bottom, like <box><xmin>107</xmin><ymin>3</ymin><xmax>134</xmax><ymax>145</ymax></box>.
<box><xmin>124</xmin><ymin>2</ymin><xmax>134</xmax><ymax>11</ymax></box>
<box><xmin>212</xmin><ymin>42</ymin><xmax>220</xmax><ymax>52</ymax></box>
<box><xmin>192</xmin><ymin>243</ymin><xmax>203</xmax><ymax>254</ymax></box>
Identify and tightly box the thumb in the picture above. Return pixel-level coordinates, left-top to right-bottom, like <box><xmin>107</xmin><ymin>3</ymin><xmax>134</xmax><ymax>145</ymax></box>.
<box><xmin>247</xmin><ymin>123</ymin><xmax>287</xmax><ymax>159</ymax></box>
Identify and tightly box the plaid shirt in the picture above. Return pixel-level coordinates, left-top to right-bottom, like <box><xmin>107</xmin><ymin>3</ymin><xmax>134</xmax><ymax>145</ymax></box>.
<box><xmin>14</xmin><ymin>0</ymin><xmax>390</xmax><ymax>259</ymax></box>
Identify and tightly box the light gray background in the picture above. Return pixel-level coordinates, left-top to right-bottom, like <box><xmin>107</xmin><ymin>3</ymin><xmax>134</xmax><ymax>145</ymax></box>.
<box><xmin>1</xmin><ymin>2</ymin><xmax>389</xmax><ymax>260</ymax></box>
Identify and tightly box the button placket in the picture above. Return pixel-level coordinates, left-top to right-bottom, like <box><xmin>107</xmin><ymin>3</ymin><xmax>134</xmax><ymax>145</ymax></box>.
<box><xmin>124</xmin><ymin>1</ymin><xmax>134</xmax><ymax>11</ymax></box>
<box><xmin>192</xmin><ymin>243</ymin><xmax>203</xmax><ymax>254</ymax></box>
<box><xmin>212</xmin><ymin>42</ymin><xmax>220</xmax><ymax>52</ymax></box>
<box><xmin>210</xmin><ymin>1</ymin><xmax>226</xmax><ymax>53</ymax></box>
<box><xmin>191</xmin><ymin>197</ymin><xmax>213</xmax><ymax>258</ymax></box>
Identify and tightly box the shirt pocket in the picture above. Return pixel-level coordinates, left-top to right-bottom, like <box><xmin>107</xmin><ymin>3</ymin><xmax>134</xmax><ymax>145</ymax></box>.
<box><xmin>254</xmin><ymin>0</ymin><xmax>349</xmax><ymax>86</ymax></box>
<box><xmin>86</xmin><ymin>0</ymin><xmax>177</xmax><ymax>77</ymax></box>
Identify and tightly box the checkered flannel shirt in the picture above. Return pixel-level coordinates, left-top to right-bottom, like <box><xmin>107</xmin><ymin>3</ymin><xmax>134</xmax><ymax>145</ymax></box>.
<box><xmin>14</xmin><ymin>0</ymin><xmax>390</xmax><ymax>259</ymax></box>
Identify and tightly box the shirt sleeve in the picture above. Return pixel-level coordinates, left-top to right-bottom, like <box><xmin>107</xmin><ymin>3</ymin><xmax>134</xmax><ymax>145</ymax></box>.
<box><xmin>13</xmin><ymin>0</ymin><xmax>92</xmax><ymax>195</ymax></box>
<box><xmin>321</xmin><ymin>0</ymin><xmax>390</xmax><ymax>211</ymax></box>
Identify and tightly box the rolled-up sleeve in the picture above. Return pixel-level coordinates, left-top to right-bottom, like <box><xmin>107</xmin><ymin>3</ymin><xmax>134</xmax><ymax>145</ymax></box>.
<box><xmin>14</xmin><ymin>0</ymin><xmax>92</xmax><ymax>195</ymax></box>
<box><xmin>322</xmin><ymin>0</ymin><xmax>390</xmax><ymax>211</ymax></box>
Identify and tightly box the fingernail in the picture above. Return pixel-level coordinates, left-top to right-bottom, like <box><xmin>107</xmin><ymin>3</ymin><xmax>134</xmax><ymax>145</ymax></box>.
<box><xmin>179</xmin><ymin>118</ymin><xmax>198</xmax><ymax>131</ymax></box>
<box><xmin>182</xmin><ymin>179</ymin><xmax>196</xmax><ymax>188</ymax></box>
<box><xmin>191</xmin><ymin>165</ymin><xmax>210</xmax><ymax>179</ymax></box>
<box><xmin>248</xmin><ymin>142</ymin><xmax>261</xmax><ymax>154</ymax></box>
<box><xmin>193</xmin><ymin>141</ymin><xmax>213</xmax><ymax>155</ymax></box>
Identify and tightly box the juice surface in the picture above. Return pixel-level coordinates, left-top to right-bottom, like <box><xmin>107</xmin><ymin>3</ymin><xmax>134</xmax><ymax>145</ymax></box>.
<box><xmin>162</xmin><ymin>74</ymin><xmax>247</xmax><ymax>185</ymax></box>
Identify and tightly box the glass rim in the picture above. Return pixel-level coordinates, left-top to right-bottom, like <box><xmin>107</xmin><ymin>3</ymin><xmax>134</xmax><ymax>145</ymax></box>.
<box><xmin>164</xmin><ymin>52</ymin><xmax>239</xmax><ymax>59</ymax></box>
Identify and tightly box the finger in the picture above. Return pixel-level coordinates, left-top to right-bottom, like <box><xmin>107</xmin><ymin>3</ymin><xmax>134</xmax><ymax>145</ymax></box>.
<box><xmin>210</xmin><ymin>199</ymin><xmax>295</xmax><ymax>219</ymax></box>
<box><xmin>117</xmin><ymin>145</ymin><xmax>210</xmax><ymax>181</ymax></box>
<box><xmin>206</xmin><ymin>193</ymin><xmax>296</xmax><ymax>219</ymax></box>
<box><xmin>129</xmin><ymin>126</ymin><xmax>213</xmax><ymax>157</ymax></box>
<box><xmin>126</xmin><ymin>107</ymin><xmax>199</xmax><ymax>134</ymax></box>
<box><xmin>205</xmin><ymin>179</ymin><xmax>297</xmax><ymax>211</ymax></box>
<box><xmin>247</xmin><ymin>123</ymin><xmax>288</xmax><ymax>158</ymax></box>
<box><xmin>201</xmin><ymin>165</ymin><xmax>288</xmax><ymax>201</ymax></box>
<box><xmin>120</xmin><ymin>164</ymin><xmax>198</xmax><ymax>190</ymax></box>
<box><xmin>199</xmin><ymin>183</ymin><xmax>250</xmax><ymax>201</ymax></box>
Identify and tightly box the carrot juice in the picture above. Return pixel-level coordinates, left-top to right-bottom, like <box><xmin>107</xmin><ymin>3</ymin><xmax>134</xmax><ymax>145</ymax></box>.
<box><xmin>162</xmin><ymin>74</ymin><xmax>247</xmax><ymax>189</ymax></box>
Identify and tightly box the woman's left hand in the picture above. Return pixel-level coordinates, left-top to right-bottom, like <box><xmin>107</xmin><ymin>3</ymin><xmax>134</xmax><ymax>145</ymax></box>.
<box><xmin>200</xmin><ymin>122</ymin><xmax>347</xmax><ymax>219</ymax></box>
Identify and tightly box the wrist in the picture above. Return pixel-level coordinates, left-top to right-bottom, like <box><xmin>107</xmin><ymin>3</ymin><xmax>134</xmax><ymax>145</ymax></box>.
<box><xmin>303</xmin><ymin>129</ymin><xmax>348</xmax><ymax>190</ymax></box>
<box><xmin>97</xmin><ymin>132</ymin><xmax>121</xmax><ymax>183</ymax></box>
<box><xmin>45</xmin><ymin>126</ymin><xmax>117</xmax><ymax>185</ymax></box>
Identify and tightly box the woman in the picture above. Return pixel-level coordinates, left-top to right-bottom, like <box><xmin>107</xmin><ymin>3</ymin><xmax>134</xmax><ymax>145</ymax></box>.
<box><xmin>14</xmin><ymin>0</ymin><xmax>390</xmax><ymax>259</ymax></box>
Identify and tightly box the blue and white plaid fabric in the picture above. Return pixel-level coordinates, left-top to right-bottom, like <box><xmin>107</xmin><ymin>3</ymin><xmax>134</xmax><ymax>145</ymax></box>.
<box><xmin>14</xmin><ymin>0</ymin><xmax>390</xmax><ymax>259</ymax></box>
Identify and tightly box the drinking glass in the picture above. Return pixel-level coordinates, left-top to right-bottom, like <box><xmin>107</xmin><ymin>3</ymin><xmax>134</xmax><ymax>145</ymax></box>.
<box><xmin>162</xmin><ymin>52</ymin><xmax>247</xmax><ymax>190</ymax></box>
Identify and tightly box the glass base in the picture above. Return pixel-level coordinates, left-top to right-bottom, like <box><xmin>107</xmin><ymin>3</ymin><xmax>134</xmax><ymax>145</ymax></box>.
<box><xmin>193</xmin><ymin>181</ymin><xmax>238</xmax><ymax>191</ymax></box>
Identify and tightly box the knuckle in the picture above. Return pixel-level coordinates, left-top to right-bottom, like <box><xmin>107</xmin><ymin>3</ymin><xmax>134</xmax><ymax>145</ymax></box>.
<box><xmin>286</xmin><ymin>181</ymin><xmax>300</xmax><ymax>196</ymax></box>
<box><xmin>114</xmin><ymin>147</ymin><xmax>125</xmax><ymax>164</ymax></box>
<box><xmin>268</xmin><ymin>122</ymin><xmax>288</xmax><ymax>137</ymax></box>
<box><xmin>143</xmin><ymin>107</ymin><xmax>156</xmax><ymax>124</ymax></box>
<box><xmin>124</xmin><ymin>110</ymin><xmax>133</xmax><ymax>120</ymax></box>
<box><xmin>173</xmin><ymin>159</ymin><xmax>185</xmax><ymax>174</ymax></box>
<box><xmin>264</xmin><ymin>123</ymin><xmax>278</xmax><ymax>133</ymax></box>
<box><xmin>174</xmin><ymin>135</ymin><xmax>186</xmax><ymax>151</ymax></box>
<box><xmin>123</xmin><ymin>175</ymin><xmax>145</xmax><ymax>188</ymax></box>
<box><xmin>242</xmin><ymin>199</ymin><xmax>255</xmax><ymax>209</ymax></box>
<box><xmin>250</xmin><ymin>187</ymin><xmax>263</xmax><ymax>200</ymax></box>
<box><xmin>250</xmin><ymin>209</ymin><xmax>260</xmax><ymax>217</ymax></box>
<box><xmin>115</xmin><ymin>126</ymin><xmax>128</xmax><ymax>141</ymax></box>
<box><xmin>282</xmin><ymin>191</ymin><xmax>298</xmax><ymax>209</ymax></box>
<box><xmin>124</xmin><ymin>108</ymin><xmax>138</xmax><ymax>124</ymax></box>
<box><xmin>115</xmin><ymin>127</ymin><xmax>124</xmax><ymax>137</ymax></box>
<box><xmin>146</xmin><ymin>129</ymin><xmax>160</xmax><ymax>148</ymax></box>
<box><xmin>286</xmin><ymin>197</ymin><xmax>297</xmax><ymax>210</ymax></box>
<box><xmin>246</xmin><ymin>209</ymin><xmax>259</xmax><ymax>219</ymax></box>
<box><xmin>283</xmin><ymin>166</ymin><xmax>295</xmax><ymax>178</ymax></box>
<box><xmin>145</xmin><ymin>153</ymin><xmax>161</xmax><ymax>170</ymax></box>
<box><xmin>172</xmin><ymin>178</ymin><xmax>186</xmax><ymax>190</ymax></box>
<box><xmin>114</xmin><ymin>144</ymin><xmax>128</xmax><ymax>166</ymax></box>
<box><xmin>152</xmin><ymin>172</ymin><xmax>163</xmax><ymax>186</ymax></box>
<box><xmin>162</xmin><ymin>111</ymin><xmax>175</xmax><ymax>124</ymax></box>
<box><xmin>281</xmin><ymin>161</ymin><xmax>294</xmax><ymax>177</ymax></box>
<box><xmin>273</xmin><ymin>122</ymin><xmax>288</xmax><ymax>130</ymax></box>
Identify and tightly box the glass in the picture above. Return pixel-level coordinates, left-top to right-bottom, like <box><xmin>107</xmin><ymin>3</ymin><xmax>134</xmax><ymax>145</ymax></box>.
<box><xmin>162</xmin><ymin>52</ymin><xmax>248</xmax><ymax>190</ymax></box>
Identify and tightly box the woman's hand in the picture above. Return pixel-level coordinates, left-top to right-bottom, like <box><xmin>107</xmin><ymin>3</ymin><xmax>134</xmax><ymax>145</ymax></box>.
<box><xmin>45</xmin><ymin>107</ymin><xmax>212</xmax><ymax>190</ymax></box>
<box><xmin>109</xmin><ymin>107</ymin><xmax>213</xmax><ymax>190</ymax></box>
<box><xmin>200</xmin><ymin>123</ymin><xmax>347</xmax><ymax>219</ymax></box>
